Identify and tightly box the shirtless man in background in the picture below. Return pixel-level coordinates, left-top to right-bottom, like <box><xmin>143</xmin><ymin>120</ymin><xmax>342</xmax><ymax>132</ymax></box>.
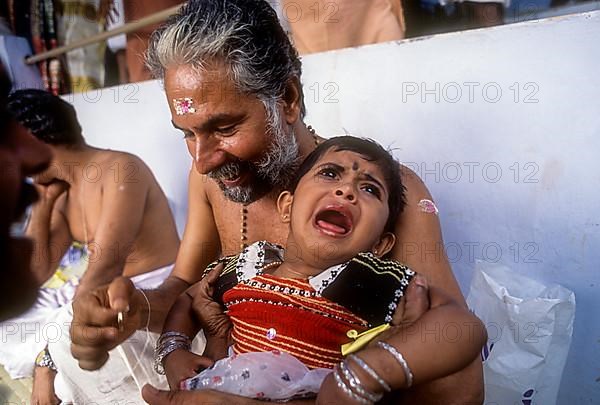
<box><xmin>4</xmin><ymin>89</ymin><xmax>180</xmax><ymax>405</ymax></box>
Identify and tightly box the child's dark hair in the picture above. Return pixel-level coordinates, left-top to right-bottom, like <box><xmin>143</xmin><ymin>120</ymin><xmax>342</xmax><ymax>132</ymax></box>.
<box><xmin>7</xmin><ymin>89</ymin><xmax>83</xmax><ymax>146</ymax></box>
<box><xmin>290</xmin><ymin>136</ymin><xmax>406</xmax><ymax>232</ymax></box>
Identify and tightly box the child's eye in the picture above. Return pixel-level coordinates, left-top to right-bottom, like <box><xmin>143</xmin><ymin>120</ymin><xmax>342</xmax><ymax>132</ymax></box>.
<box><xmin>182</xmin><ymin>131</ymin><xmax>194</xmax><ymax>140</ymax></box>
<box><xmin>362</xmin><ymin>184</ymin><xmax>382</xmax><ymax>199</ymax></box>
<box><xmin>318</xmin><ymin>167</ymin><xmax>339</xmax><ymax>179</ymax></box>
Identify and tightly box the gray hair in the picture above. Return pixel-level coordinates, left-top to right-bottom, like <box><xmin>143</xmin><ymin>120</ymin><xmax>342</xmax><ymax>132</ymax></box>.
<box><xmin>146</xmin><ymin>0</ymin><xmax>306</xmax><ymax>118</ymax></box>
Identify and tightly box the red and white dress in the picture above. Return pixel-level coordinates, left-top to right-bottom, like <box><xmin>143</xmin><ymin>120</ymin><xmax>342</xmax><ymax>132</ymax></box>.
<box><xmin>181</xmin><ymin>241</ymin><xmax>415</xmax><ymax>400</ymax></box>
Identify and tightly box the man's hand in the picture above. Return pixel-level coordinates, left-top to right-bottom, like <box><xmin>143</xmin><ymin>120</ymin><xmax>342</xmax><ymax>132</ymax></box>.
<box><xmin>70</xmin><ymin>277</ymin><xmax>146</xmax><ymax>370</ymax></box>
<box><xmin>141</xmin><ymin>385</ymin><xmax>313</xmax><ymax>405</ymax></box>
<box><xmin>391</xmin><ymin>274</ymin><xmax>430</xmax><ymax>326</ymax></box>
<box><xmin>33</xmin><ymin>180</ymin><xmax>68</xmax><ymax>209</ymax></box>
<box><xmin>163</xmin><ymin>349</ymin><xmax>214</xmax><ymax>390</ymax></box>
<box><xmin>191</xmin><ymin>264</ymin><xmax>231</xmax><ymax>340</ymax></box>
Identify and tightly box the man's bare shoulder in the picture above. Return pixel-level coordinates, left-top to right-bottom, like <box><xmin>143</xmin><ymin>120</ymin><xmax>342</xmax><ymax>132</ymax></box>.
<box><xmin>93</xmin><ymin>150</ymin><xmax>154</xmax><ymax>187</ymax></box>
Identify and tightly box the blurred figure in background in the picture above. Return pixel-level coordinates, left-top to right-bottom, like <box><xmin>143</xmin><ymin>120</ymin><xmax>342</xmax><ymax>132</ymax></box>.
<box><xmin>270</xmin><ymin>0</ymin><xmax>405</xmax><ymax>54</ymax></box>
<box><xmin>121</xmin><ymin>0</ymin><xmax>184</xmax><ymax>82</ymax></box>
<box><xmin>0</xmin><ymin>66</ymin><xmax>52</xmax><ymax>321</ymax></box>
<box><xmin>0</xmin><ymin>88</ymin><xmax>180</xmax><ymax>405</ymax></box>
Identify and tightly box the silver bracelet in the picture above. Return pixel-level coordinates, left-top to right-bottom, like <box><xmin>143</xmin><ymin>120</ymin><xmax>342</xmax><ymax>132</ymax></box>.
<box><xmin>339</xmin><ymin>360</ymin><xmax>383</xmax><ymax>403</ymax></box>
<box><xmin>348</xmin><ymin>354</ymin><xmax>391</xmax><ymax>392</ymax></box>
<box><xmin>377</xmin><ymin>341</ymin><xmax>414</xmax><ymax>388</ymax></box>
<box><xmin>154</xmin><ymin>331</ymin><xmax>192</xmax><ymax>375</ymax></box>
<box><xmin>157</xmin><ymin>331</ymin><xmax>190</xmax><ymax>343</ymax></box>
<box><xmin>333</xmin><ymin>366</ymin><xmax>372</xmax><ymax>405</ymax></box>
<box><xmin>35</xmin><ymin>348</ymin><xmax>57</xmax><ymax>372</ymax></box>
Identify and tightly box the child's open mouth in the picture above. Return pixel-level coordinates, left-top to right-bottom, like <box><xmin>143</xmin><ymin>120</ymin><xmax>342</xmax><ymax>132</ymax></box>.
<box><xmin>314</xmin><ymin>206</ymin><xmax>354</xmax><ymax>237</ymax></box>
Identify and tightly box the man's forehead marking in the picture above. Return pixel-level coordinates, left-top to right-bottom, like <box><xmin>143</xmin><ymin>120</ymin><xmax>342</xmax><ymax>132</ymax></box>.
<box><xmin>173</xmin><ymin>97</ymin><xmax>196</xmax><ymax>115</ymax></box>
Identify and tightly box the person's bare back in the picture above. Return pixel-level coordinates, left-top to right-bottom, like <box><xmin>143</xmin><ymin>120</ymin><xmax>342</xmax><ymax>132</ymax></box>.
<box><xmin>54</xmin><ymin>148</ymin><xmax>179</xmax><ymax>279</ymax></box>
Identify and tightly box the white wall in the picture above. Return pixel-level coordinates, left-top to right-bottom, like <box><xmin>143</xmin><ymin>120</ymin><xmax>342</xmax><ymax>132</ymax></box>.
<box><xmin>68</xmin><ymin>11</ymin><xmax>600</xmax><ymax>403</ymax></box>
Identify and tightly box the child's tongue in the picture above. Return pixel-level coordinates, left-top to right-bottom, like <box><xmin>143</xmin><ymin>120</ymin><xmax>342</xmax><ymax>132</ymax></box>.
<box><xmin>317</xmin><ymin>219</ymin><xmax>346</xmax><ymax>234</ymax></box>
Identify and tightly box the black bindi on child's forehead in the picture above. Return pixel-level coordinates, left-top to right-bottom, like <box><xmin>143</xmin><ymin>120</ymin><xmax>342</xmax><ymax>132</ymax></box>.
<box><xmin>352</xmin><ymin>161</ymin><xmax>359</xmax><ymax>171</ymax></box>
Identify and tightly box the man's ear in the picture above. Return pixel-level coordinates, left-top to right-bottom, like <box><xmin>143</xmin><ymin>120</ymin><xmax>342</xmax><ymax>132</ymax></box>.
<box><xmin>372</xmin><ymin>232</ymin><xmax>396</xmax><ymax>258</ymax></box>
<box><xmin>282</xmin><ymin>77</ymin><xmax>302</xmax><ymax>125</ymax></box>
<box><xmin>277</xmin><ymin>191</ymin><xmax>294</xmax><ymax>223</ymax></box>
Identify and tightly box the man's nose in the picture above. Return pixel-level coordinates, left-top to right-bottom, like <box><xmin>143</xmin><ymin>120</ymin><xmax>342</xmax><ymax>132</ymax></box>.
<box><xmin>15</xmin><ymin>123</ymin><xmax>51</xmax><ymax>176</ymax></box>
<box><xmin>334</xmin><ymin>183</ymin><xmax>356</xmax><ymax>202</ymax></box>
<box><xmin>192</xmin><ymin>135</ymin><xmax>226</xmax><ymax>174</ymax></box>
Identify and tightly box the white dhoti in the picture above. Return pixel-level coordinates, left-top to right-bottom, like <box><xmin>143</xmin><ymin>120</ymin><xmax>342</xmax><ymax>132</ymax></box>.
<box><xmin>0</xmin><ymin>244</ymin><xmax>88</xmax><ymax>379</ymax></box>
<box><xmin>0</xmin><ymin>279</ymin><xmax>81</xmax><ymax>379</ymax></box>
<box><xmin>50</xmin><ymin>265</ymin><xmax>176</xmax><ymax>405</ymax></box>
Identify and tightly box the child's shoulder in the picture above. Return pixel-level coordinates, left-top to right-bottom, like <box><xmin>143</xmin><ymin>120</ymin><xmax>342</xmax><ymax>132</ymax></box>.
<box><xmin>319</xmin><ymin>253</ymin><xmax>417</xmax><ymax>326</ymax></box>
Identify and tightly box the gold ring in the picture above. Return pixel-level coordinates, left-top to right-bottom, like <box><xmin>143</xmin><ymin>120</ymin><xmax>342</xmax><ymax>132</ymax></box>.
<box><xmin>117</xmin><ymin>311</ymin><xmax>124</xmax><ymax>332</ymax></box>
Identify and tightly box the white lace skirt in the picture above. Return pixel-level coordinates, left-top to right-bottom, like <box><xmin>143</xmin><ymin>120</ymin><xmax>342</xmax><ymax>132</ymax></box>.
<box><xmin>181</xmin><ymin>350</ymin><xmax>331</xmax><ymax>401</ymax></box>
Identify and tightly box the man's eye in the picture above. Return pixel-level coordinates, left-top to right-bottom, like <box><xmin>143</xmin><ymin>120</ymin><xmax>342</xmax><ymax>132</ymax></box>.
<box><xmin>182</xmin><ymin>131</ymin><xmax>194</xmax><ymax>140</ymax></box>
<box><xmin>362</xmin><ymin>184</ymin><xmax>381</xmax><ymax>198</ymax></box>
<box><xmin>215</xmin><ymin>125</ymin><xmax>237</xmax><ymax>135</ymax></box>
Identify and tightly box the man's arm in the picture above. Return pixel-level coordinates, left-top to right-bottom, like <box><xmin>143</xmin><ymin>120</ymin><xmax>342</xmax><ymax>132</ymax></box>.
<box><xmin>389</xmin><ymin>165</ymin><xmax>485</xmax><ymax>404</ymax></box>
<box><xmin>391</xmin><ymin>165</ymin><xmax>464</xmax><ymax>303</ymax></box>
<box><xmin>134</xmin><ymin>167</ymin><xmax>222</xmax><ymax>332</ymax></box>
<box><xmin>316</xmin><ymin>283</ymin><xmax>486</xmax><ymax>404</ymax></box>
<box><xmin>75</xmin><ymin>156</ymin><xmax>150</xmax><ymax>295</ymax></box>
<box><xmin>70</xmin><ymin>167</ymin><xmax>222</xmax><ymax>369</ymax></box>
<box><xmin>26</xmin><ymin>182</ymin><xmax>72</xmax><ymax>286</ymax></box>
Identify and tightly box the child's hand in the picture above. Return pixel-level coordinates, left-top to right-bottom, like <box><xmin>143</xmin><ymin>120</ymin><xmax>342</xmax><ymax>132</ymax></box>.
<box><xmin>191</xmin><ymin>264</ymin><xmax>232</xmax><ymax>340</ymax></box>
<box><xmin>163</xmin><ymin>349</ymin><xmax>214</xmax><ymax>390</ymax></box>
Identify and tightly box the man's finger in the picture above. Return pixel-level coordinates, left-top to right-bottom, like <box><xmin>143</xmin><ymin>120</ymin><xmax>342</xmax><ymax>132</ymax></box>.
<box><xmin>107</xmin><ymin>276</ymin><xmax>135</xmax><ymax>312</ymax></box>
<box><xmin>394</xmin><ymin>274</ymin><xmax>430</xmax><ymax>326</ymax></box>
<box><xmin>206</xmin><ymin>263</ymin><xmax>224</xmax><ymax>285</ymax></box>
<box><xmin>142</xmin><ymin>384</ymin><xmax>180</xmax><ymax>405</ymax></box>
<box><xmin>72</xmin><ymin>296</ymin><xmax>121</xmax><ymax>328</ymax></box>
<box><xmin>70</xmin><ymin>324</ymin><xmax>118</xmax><ymax>346</ymax></box>
<box><xmin>77</xmin><ymin>351</ymin><xmax>110</xmax><ymax>371</ymax></box>
<box><xmin>71</xmin><ymin>343</ymin><xmax>112</xmax><ymax>367</ymax></box>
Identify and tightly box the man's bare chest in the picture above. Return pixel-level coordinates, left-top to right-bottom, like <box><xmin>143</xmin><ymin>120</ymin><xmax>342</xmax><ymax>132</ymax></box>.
<box><xmin>211</xmin><ymin>193</ymin><xmax>290</xmax><ymax>256</ymax></box>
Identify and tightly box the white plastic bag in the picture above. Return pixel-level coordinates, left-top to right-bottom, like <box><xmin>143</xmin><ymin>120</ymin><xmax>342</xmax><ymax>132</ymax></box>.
<box><xmin>467</xmin><ymin>262</ymin><xmax>575</xmax><ymax>405</ymax></box>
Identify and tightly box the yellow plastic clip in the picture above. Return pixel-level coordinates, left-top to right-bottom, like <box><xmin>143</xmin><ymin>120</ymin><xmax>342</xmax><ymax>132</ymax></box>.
<box><xmin>341</xmin><ymin>324</ymin><xmax>391</xmax><ymax>356</ymax></box>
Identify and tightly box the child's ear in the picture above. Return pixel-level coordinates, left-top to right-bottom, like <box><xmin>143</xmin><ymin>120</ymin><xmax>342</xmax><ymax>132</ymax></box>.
<box><xmin>277</xmin><ymin>191</ymin><xmax>294</xmax><ymax>223</ymax></box>
<box><xmin>372</xmin><ymin>232</ymin><xmax>396</xmax><ymax>258</ymax></box>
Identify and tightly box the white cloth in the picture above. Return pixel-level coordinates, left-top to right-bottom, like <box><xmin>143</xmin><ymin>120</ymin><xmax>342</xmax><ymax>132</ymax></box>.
<box><xmin>181</xmin><ymin>350</ymin><xmax>331</xmax><ymax>401</ymax></box>
<box><xmin>0</xmin><ymin>278</ymin><xmax>80</xmax><ymax>378</ymax></box>
<box><xmin>51</xmin><ymin>265</ymin><xmax>175</xmax><ymax>405</ymax></box>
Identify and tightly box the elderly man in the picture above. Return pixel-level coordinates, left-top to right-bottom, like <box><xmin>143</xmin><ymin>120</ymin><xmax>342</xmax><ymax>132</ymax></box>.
<box><xmin>70</xmin><ymin>1</ymin><xmax>483</xmax><ymax>403</ymax></box>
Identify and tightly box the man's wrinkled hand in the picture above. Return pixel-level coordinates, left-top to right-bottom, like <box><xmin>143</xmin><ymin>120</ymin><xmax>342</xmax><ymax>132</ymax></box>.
<box><xmin>70</xmin><ymin>277</ymin><xmax>145</xmax><ymax>370</ymax></box>
<box><xmin>191</xmin><ymin>263</ymin><xmax>231</xmax><ymax>340</ymax></box>
<box><xmin>142</xmin><ymin>384</ymin><xmax>262</xmax><ymax>405</ymax></box>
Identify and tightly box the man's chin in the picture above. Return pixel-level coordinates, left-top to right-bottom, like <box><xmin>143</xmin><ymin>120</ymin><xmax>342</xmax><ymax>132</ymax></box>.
<box><xmin>216</xmin><ymin>178</ymin><xmax>273</xmax><ymax>204</ymax></box>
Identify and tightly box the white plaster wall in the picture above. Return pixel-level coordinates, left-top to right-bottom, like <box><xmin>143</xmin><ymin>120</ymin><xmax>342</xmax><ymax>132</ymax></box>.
<box><xmin>68</xmin><ymin>11</ymin><xmax>600</xmax><ymax>403</ymax></box>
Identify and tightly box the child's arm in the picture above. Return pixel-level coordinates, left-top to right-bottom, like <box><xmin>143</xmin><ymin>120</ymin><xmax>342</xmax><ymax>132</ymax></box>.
<box><xmin>318</xmin><ymin>276</ymin><xmax>487</xmax><ymax>403</ymax></box>
<box><xmin>160</xmin><ymin>285</ymin><xmax>213</xmax><ymax>389</ymax></box>
<box><xmin>160</xmin><ymin>265</ymin><xmax>232</xmax><ymax>389</ymax></box>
